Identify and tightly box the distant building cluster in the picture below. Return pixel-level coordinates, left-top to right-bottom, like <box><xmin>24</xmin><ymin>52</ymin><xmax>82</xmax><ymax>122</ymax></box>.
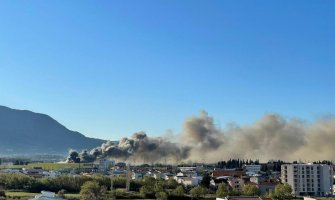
<box><xmin>0</xmin><ymin>158</ymin><xmax>334</xmax><ymax>199</ymax></box>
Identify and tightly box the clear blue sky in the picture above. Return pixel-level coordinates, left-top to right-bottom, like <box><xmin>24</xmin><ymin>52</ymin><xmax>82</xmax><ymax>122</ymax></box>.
<box><xmin>0</xmin><ymin>1</ymin><xmax>334</xmax><ymax>140</ymax></box>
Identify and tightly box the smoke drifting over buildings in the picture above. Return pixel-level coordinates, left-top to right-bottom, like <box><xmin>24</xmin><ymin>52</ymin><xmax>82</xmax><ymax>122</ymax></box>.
<box><xmin>68</xmin><ymin>131</ymin><xmax>190</xmax><ymax>163</ymax></box>
<box><xmin>67</xmin><ymin>111</ymin><xmax>335</xmax><ymax>163</ymax></box>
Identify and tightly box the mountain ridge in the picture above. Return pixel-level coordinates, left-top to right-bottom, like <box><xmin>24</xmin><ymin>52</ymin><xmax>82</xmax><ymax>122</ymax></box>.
<box><xmin>0</xmin><ymin>105</ymin><xmax>105</xmax><ymax>155</ymax></box>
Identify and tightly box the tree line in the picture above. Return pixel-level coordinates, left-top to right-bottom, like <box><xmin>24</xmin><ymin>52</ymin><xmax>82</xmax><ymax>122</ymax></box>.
<box><xmin>217</xmin><ymin>159</ymin><xmax>260</xmax><ymax>169</ymax></box>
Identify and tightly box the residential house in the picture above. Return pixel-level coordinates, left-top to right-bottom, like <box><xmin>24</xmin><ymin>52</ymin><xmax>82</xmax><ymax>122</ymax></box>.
<box><xmin>132</xmin><ymin>171</ymin><xmax>144</xmax><ymax>180</ymax></box>
<box><xmin>174</xmin><ymin>172</ymin><xmax>203</xmax><ymax>187</ymax></box>
<box><xmin>228</xmin><ymin>177</ymin><xmax>244</xmax><ymax>191</ymax></box>
<box><xmin>29</xmin><ymin>191</ymin><xmax>64</xmax><ymax>200</ymax></box>
<box><xmin>258</xmin><ymin>179</ymin><xmax>279</xmax><ymax>195</ymax></box>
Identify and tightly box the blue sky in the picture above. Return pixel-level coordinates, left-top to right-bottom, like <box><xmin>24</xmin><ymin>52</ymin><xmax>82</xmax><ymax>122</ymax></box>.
<box><xmin>0</xmin><ymin>1</ymin><xmax>334</xmax><ymax>140</ymax></box>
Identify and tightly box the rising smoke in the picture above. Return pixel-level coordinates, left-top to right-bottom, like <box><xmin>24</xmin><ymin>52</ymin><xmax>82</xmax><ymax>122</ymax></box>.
<box><xmin>68</xmin><ymin>131</ymin><xmax>190</xmax><ymax>163</ymax></box>
<box><xmin>67</xmin><ymin>111</ymin><xmax>335</xmax><ymax>163</ymax></box>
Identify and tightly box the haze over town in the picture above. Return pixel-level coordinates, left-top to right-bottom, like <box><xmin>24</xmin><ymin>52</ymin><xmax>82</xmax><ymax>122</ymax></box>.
<box><xmin>0</xmin><ymin>1</ymin><xmax>334</xmax><ymax>200</ymax></box>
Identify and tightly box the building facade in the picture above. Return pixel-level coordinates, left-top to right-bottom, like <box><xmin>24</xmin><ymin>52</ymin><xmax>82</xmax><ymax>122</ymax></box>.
<box><xmin>281</xmin><ymin>163</ymin><xmax>333</xmax><ymax>197</ymax></box>
<box><xmin>244</xmin><ymin>165</ymin><xmax>261</xmax><ymax>176</ymax></box>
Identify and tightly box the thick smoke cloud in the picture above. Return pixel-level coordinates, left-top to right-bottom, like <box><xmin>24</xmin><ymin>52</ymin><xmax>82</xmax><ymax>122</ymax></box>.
<box><xmin>69</xmin><ymin>131</ymin><xmax>190</xmax><ymax>163</ymax></box>
<box><xmin>181</xmin><ymin>111</ymin><xmax>223</xmax><ymax>151</ymax></box>
<box><xmin>213</xmin><ymin>114</ymin><xmax>307</xmax><ymax>161</ymax></box>
<box><xmin>68</xmin><ymin>111</ymin><xmax>335</xmax><ymax>163</ymax></box>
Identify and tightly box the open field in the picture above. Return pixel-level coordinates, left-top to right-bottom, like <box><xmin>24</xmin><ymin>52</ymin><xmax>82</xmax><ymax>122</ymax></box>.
<box><xmin>5</xmin><ymin>191</ymin><xmax>39</xmax><ymax>197</ymax></box>
<box><xmin>0</xmin><ymin>163</ymin><xmax>93</xmax><ymax>170</ymax></box>
<box><xmin>64</xmin><ymin>193</ymin><xmax>81</xmax><ymax>198</ymax></box>
<box><xmin>5</xmin><ymin>191</ymin><xmax>80</xmax><ymax>199</ymax></box>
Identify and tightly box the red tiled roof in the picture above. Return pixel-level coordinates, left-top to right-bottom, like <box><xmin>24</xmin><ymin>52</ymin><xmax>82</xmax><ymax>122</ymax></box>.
<box><xmin>213</xmin><ymin>169</ymin><xmax>245</xmax><ymax>177</ymax></box>
<box><xmin>226</xmin><ymin>197</ymin><xmax>272</xmax><ymax>200</ymax></box>
<box><xmin>227</xmin><ymin>197</ymin><xmax>261</xmax><ymax>200</ymax></box>
<box><xmin>259</xmin><ymin>179</ymin><xmax>279</xmax><ymax>186</ymax></box>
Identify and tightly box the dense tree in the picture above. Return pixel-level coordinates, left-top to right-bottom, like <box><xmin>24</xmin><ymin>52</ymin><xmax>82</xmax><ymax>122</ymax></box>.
<box><xmin>166</xmin><ymin>178</ymin><xmax>178</xmax><ymax>189</ymax></box>
<box><xmin>216</xmin><ymin>183</ymin><xmax>229</xmax><ymax>198</ymax></box>
<box><xmin>79</xmin><ymin>181</ymin><xmax>106</xmax><ymax>200</ymax></box>
<box><xmin>140</xmin><ymin>185</ymin><xmax>155</xmax><ymax>198</ymax></box>
<box><xmin>0</xmin><ymin>190</ymin><xmax>5</xmax><ymax>198</ymax></box>
<box><xmin>155</xmin><ymin>191</ymin><xmax>168</xmax><ymax>200</ymax></box>
<box><xmin>229</xmin><ymin>188</ymin><xmax>241</xmax><ymax>196</ymax></box>
<box><xmin>273</xmin><ymin>183</ymin><xmax>293</xmax><ymax>200</ymax></box>
<box><xmin>0</xmin><ymin>174</ymin><xmax>109</xmax><ymax>193</ymax></box>
<box><xmin>265</xmin><ymin>189</ymin><xmax>276</xmax><ymax>199</ymax></box>
<box><xmin>243</xmin><ymin>185</ymin><xmax>260</xmax><ymax>196</ymax></box>
<box><xmin>142</xmin><ymin>177</ymin><xmax>156</xmax><ymax>187</ymax></box>
<box><xmin>313</xmin><ymin>160</ymin><xmax>333</xmax><ymax>165</ymax></box>
<box><xmin>140</xmin><ymin>177</ymin><xmax>156</xmax><ymax>198</ymax></box>
<box><xmin>200</xmin><ymin>172</ymin><xmax>211</xmax><ymax>188</ymax></box>
<box><xmin>190</xmin><ymin>186</ymin><xmax>207</xmax><ymax>199</ymax></box>
<box><xmin>111</xmin><ymin>177</ymin><xmax>126</xmax><ymax>189</ymax></box>
<box><xmin>130</xmin><ymin>179</ymin><xmax>142</xmax><ymax>191</ymax></box>
<box><xmin>173</xmin><ymin>185</ymin><xmax>185</xmax><ymax>197</ymax></box>
<box><xmin>155</xmin><ymin>181</ymin><xmax>164</xmax><ymax>193</ymax></box>
<box><xmin>217</xmin><ymin>159</ymin><xmax>260</xmax><ymax>169</ymax></box>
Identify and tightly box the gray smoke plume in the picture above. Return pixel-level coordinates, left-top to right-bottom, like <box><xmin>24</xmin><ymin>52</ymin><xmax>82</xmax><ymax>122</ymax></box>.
<box><xmin>71</xmin><ymin>131</ymin><xmax>190</xmax><ymax>163</ymax></box>
<box><xmin>218</xmin><ymin>114</ymin><xmax>307</xmax><ymax>161</ymax></box>
<box><xmin>181</xmin><ymin>111</ymin><xmax>223</xmax><ymax>151</ymax></box>
<box><xmin>185</xmin><ymin>112</ymin><xmax>335</xmax><ymax>162</ymax></box>
<box><xmin>67</xmin><ymin>111</ymin><xmax>335</xmax><ymax>163</ymax></box>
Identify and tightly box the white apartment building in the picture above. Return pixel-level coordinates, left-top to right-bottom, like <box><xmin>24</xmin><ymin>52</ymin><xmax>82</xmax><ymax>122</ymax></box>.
<box><xmin>281</xmin><ymin>163</ymin><xmax>333</xmax><ymax>197</ymax></box>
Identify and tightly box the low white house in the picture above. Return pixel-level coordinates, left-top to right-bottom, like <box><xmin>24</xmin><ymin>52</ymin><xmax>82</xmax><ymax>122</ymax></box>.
<box><xmin>162</xmin><ymin>173</ymin><xmax>174</xmax><ymax>180</ymax></box>
<box><xmin>174</xmin><ymin>172</ymin><xmax>203</xmax><ymax>186</ymax></box>
<box><xmin>29</xmin><ymin>191</ymin><xmax>65</xmax><ymax>200</ymax></box>
<box><xmin>132</xmin><ymin>172</ymin><xmax>144</xmax><ymax>180</ymax></box>
<box><xmin>153</xmin><ymin>172</ymin><xmax>163</xmax><ymax>179</ymax></box>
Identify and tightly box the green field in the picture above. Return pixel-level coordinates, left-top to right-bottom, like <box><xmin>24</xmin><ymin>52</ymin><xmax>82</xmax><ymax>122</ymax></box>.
<box><xmin>0</xmin><ymin>162</ymin><xmax>93</xmax><ymax>170</ymax></box>
<box><xmin>5</xmin><ymin>191</ymin><xmax>80</xmax><ymax>199</ymax></box>
<box><xmin>5</xmin><ymin>191</ymin><xmax>39</xmax><ymax>197</ymax></box>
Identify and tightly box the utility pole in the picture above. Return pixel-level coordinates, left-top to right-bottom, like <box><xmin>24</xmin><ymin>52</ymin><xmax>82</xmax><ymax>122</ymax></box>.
<box><xmin>78</xmin><ymin>158</ymin><xmax>81</xmax><ymax>174</ymax></box>
<box><xmin>126</xmin><ymin>163</ymin><xmax>131</xmax><ymax>192</ymax></box>
<box><xmin>110</xmin><ymin>166</ymin><xmax>114</xmax><ymax>191</ymax></box>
